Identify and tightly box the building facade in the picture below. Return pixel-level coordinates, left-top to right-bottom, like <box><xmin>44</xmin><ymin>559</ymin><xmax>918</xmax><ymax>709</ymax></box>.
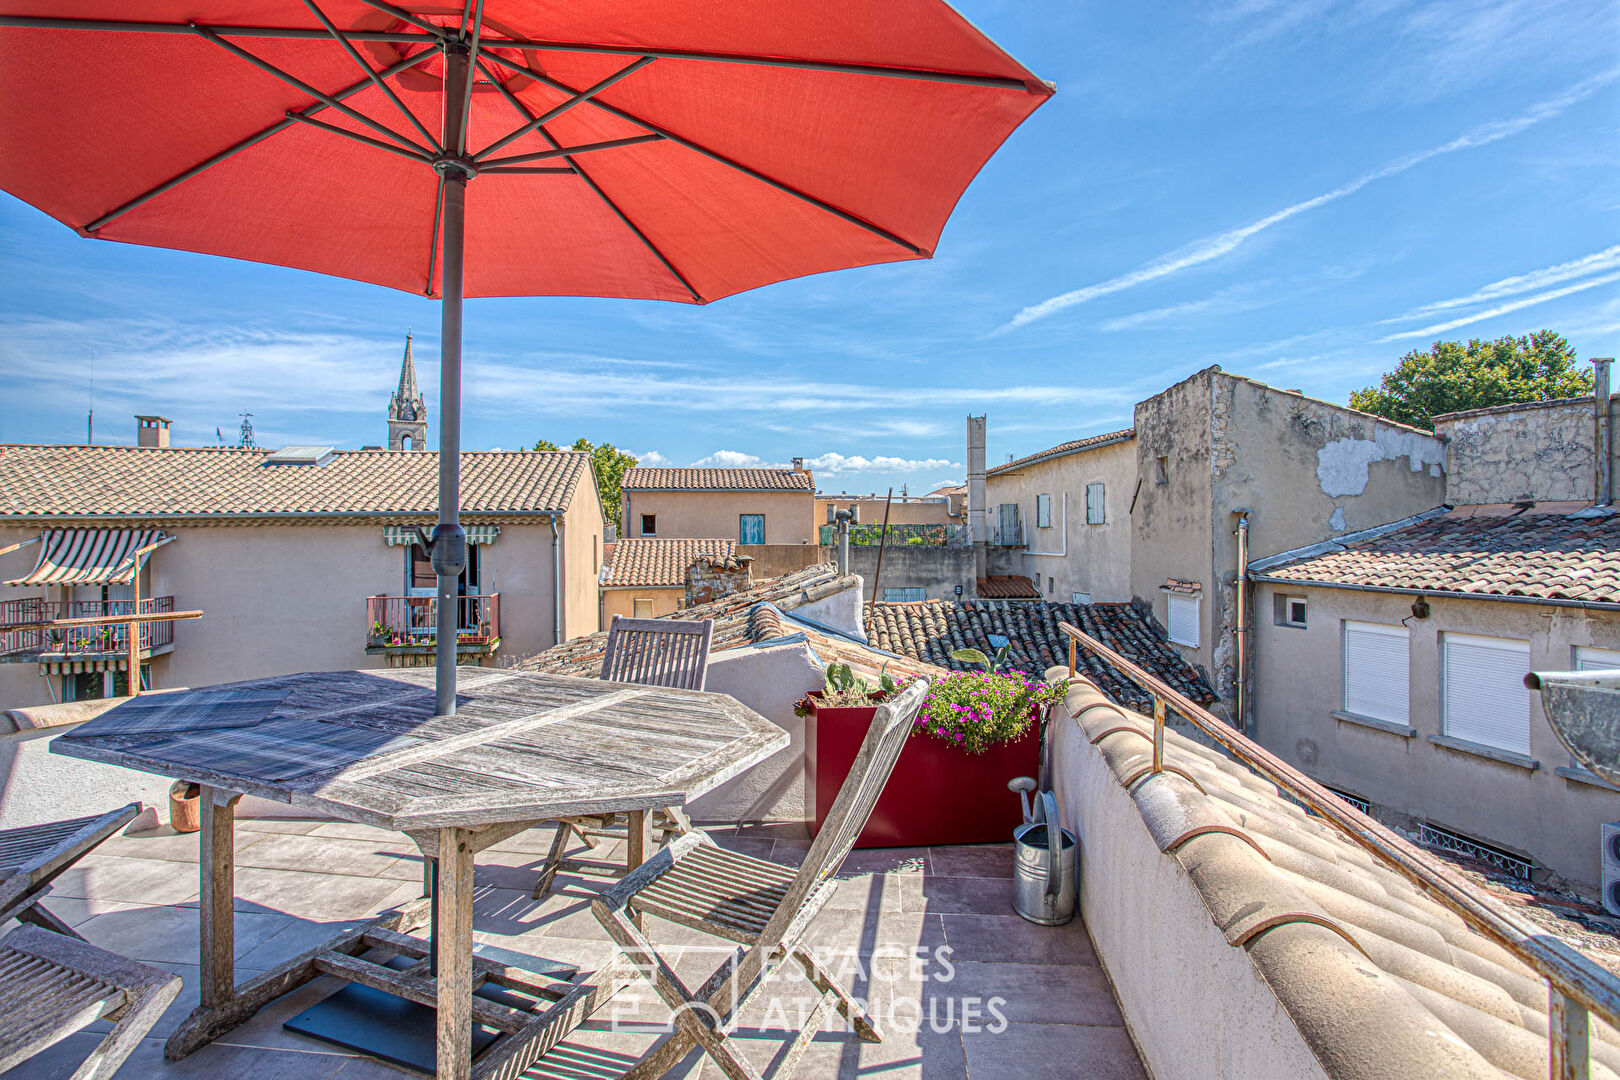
<box><xmin>599</xmin><ymin>537</ymin><xmax>735</xmax><ymax>622</ymax></box>
<box><xmin>0</xmin><ymin>441</ymin><xmax>604</xmax><ymax>709</ymax></box>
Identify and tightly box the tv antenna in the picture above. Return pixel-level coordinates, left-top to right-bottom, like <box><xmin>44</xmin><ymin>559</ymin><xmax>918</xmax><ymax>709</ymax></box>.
<box><xmin>237</xmin><ymin>412</ymin><xmax>258</xmax><ymax>450</ymax></box>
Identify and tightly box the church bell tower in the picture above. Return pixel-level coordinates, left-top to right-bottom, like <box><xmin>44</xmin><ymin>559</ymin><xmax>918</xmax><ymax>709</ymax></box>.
<box><xmin>387</xmin><ymin>333</ymin><xmax>428</xmax><ymax>451</ymax></box>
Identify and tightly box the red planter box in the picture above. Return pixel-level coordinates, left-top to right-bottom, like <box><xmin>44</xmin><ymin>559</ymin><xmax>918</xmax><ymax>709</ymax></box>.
<box><xmin>805</xmin><ymin>701</ymin><xmax>1039</xmax><ymax>848</ymax></box>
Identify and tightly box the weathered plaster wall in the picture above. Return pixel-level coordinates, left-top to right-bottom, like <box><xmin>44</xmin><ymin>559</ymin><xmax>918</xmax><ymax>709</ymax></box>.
<box><xmin>600</xmin><ymin>586</ymin><xmax>682</xmax><ymax>623</ymax></box>
<box><xmin>563</xmin><ymin>483</ymin><xmax>605</xmax><ymax>639</ymax></box>
<box><xmin>1250</xmin><ymin>582</ymin><xmax>1620</xmax><ymax>887</ymax></box>
<box><xmin>843</xmin><ymin>544</ymin><xmax>975</xmax><ymax>601</ymax></box>
<box><xmin>813</xmin><ymin>497</ymin><xmax>952</xmax><ymax>528</ymax></box>
<box><xmin>620</xmin><ymin>490</ymin><xmax>816</xmax><ymax>545</ymax></box>
<box><xmin>986</xmin><ymin>437</ymin><xmax>1135</xmax><ymax>602</ymax></box>
<box><xmin>1436</xmin><ymin>396</ymin><xmax>1617</xmax><ymax>505</ymax></box>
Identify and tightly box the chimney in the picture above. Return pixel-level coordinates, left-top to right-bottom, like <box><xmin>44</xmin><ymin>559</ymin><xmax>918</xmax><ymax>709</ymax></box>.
<box><xmin>1596</xmin><ymin>358</ymin><xmax>1614</xmax><ymax>506</ymax></box>
<box><xmin>791</xmin><ymin>456</ymin><xmax>807</xmax><ymax>473</ymax></box>
<box><xmin>685</xmin><ymin>553</ymin><xmax>754</xmax><ymax>607</ymax></box>
<box><xmin>966</xmin><ymin>415</ymin><xmax>987</xmax><ymax>578</ymax></box>
<box><xmin>135</xmin><ymin>415</ymin><xmax>173</xmax><ymax>448</ymax></box>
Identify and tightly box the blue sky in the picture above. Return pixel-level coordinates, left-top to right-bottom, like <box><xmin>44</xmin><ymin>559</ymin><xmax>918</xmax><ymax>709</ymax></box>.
<box><xmin>2</xmin><ymin>1</ymin><xmax>1618</xmax><ymax>497</ymax></box>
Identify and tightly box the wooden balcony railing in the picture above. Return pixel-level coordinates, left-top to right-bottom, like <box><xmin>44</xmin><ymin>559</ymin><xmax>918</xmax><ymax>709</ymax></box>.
<box><xmin>0</xmin><ymin>597</ymin><xmax>176</xmax><ymax>658</ymax></box>
<box><xmin>366</xmin><ymin>593</ymin><xmax>500</xmax><ymax>650</ymax></box>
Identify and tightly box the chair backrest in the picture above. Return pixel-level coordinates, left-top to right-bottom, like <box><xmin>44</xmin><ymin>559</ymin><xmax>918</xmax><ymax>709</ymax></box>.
<box><xmin>599</xmin><ymin>615</ymin><xmax>714</xmax><ymax>691</ymax></box>
<box><xmin>765</xmin><ymin>678</ymin><xmax>930</xmax><ymax>936</ymax></box>
<box><xmin>0</xmin><ymin>804</ymin><xmax>139</xmax><ymax>918</ymax></box>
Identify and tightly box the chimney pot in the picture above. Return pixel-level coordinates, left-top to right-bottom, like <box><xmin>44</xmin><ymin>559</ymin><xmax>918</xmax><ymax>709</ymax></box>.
<box><xmin>135</xmin><ymin>415</ymin><xmax>173</xmax><ymax>449</ymax></box>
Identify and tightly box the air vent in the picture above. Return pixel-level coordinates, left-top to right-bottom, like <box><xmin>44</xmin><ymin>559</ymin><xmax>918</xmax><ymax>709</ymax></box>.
<box><xmin>264</xmin><ymin>446</ymin><xmax>335</xmax><ymax>467</ymax></box>
<box><xmin>1419</xmin><ymin>822</ymin><xmax>1532</xmax><ymax>880</ymax></box>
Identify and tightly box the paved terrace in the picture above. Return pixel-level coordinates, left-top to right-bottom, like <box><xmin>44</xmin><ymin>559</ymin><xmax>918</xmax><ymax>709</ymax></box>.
<box><xmin>2</xmin><ymin>817</ymin><xmax>1145</xmax><ymax>1080</ymax></box>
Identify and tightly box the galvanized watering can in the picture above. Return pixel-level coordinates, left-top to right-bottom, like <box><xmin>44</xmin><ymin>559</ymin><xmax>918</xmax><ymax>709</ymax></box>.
<box><xmin>1007</xmin><ymin>778</ymin><xmax>1077</xmax><ymax>926</ymax></box>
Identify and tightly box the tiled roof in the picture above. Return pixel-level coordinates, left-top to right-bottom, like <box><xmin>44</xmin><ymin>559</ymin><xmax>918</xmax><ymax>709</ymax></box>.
<box><xmin>748</xmin><ymin>604</ymin><xmax>944</xmax><ymax>681</ymax></box>
<box><xmin>521</xmin><ymin>562</ymin><xmax>853</xmax><ymax>676</ymax></box>
<box><xmin>602</xmin><ymin>538</ymin><xmax>736</xmax><ymax>588</ymax></box>
<box><xmin>1251</xmin><ymin>507</ymin><xmax>1620</xmax><ymax>606</ymax></box>
<box><xmin>621</xmin><ymin>467</ymin><xmax>815</xmax><ymax>492</ymax></box>
<box><xmin>1063</xmin><ymin>675</ymin><xmax>1620</xmax><ymax>1079</ymax></box>
<box><xmin>0</xmin><ymin>445</ymin><xmax>589</xmax><ymax>521</ymax></box>
<box><xmin>987</xmin><ymin>429</ymin><xmax>1134</xmax><ymax>476</ymax></box>
<box><xmin>977</xmin><ymin>575</ymin><xmax>1042</xmax><ymax>599</ymax></box>
<box><xmin>866</xmin><ymin>599</ymin><xmax>1214</xmax><ymax>712</ymax></box>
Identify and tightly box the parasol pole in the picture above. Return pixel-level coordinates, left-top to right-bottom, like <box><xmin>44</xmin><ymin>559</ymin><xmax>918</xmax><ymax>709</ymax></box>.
<box><xmin>432</xmin><ymin>41</ymin><xmax>473</xmax><ymax>717</ymax></box>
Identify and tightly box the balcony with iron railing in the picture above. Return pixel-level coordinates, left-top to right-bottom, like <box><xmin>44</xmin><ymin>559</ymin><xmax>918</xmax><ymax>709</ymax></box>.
<box><xmin>365</xmin><ymin>593</ymin><xmax>501</xmax><ymax>659</ymax></box>
<box><xmin>817</xmin><ymin>522</ymin><xmax>972</xmax><ymax>547</ymax></box>
<box><xmin>0</xmin><ymin>597</ymin><xmax>177</xmax><ymax>663</ymax></box>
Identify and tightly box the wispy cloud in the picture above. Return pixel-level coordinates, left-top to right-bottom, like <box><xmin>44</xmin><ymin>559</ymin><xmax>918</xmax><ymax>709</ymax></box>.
<box><xmin>686</xmin><ymin>450</ymin><xmax>958</xmax><ymax>476</ymax></box>
<box><xmin>1099</xmin><ymin>289</ymin><xmax>1268</xmax><ymax>332</ymax></box>
<box><xmin>1384</xmin><ymin>244</ymin><xmax>1620</xmax><ymax>321</ymax></box>
<box><xmin>1000</xmin><ymin>71</ymin><xmax>1616</xmax><ymax>332</ymax></box>
<box><xmin>1379</xmin><ymin>270</ymin><xmax>1620</xmax><ymax>341</ymax></box>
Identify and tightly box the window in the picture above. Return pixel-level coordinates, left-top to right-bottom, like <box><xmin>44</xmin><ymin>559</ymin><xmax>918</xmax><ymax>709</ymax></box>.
<box><xmin>997</xmin><ymin>503</ymin><xmax>1020</xmax><ymax>544</ymax></box>
<box><xmin>1035</xmin><ymin>493</ymin><xmax>1052</xmax><ymax>528</ymax></box>
<box><xmin>827</xmin><ymin>504</ymin><xmax>837</xmax><ymax>522</ymax></box>
<box><xmin>1085</xmin><ymin>483</ymin><xmax>1105</xmax><ymax>524</ymax></box>
<box><xmin>1274</xmin><ymin>594</ymin><xmax>1307</xmax><ymax>628</ymax></box>
<box><xmin>1443</xmin><ymin>633</ymin><xmax>1531</xmax><ymax>757</ymax></box>
<box><xmin>1155</xmin><ymin>456</ymin><xmax>1169</xmax><ymax>485</ymax></box>
<box><xmin>411</xmin><ymin>545</ymin><xmax>481</xmax><ymax>593</ymax></box>
<box><xmin>1166</xmin><ymin>593</ymin><xmax>1200</xmax><ymax>647</ymax></box>
<box><xmin>632</xmin><ymin>598</ymin><xmax>655</xmax><ymax>618</ymax></box>
<box><xmin>1576</xmin><ymin>646</ymin><xmax>1620</xmax><ymax>670</ymax></box>
<box><xmin>1342</xmin><ymin>621</ymin><xmax>1408</xmax><ymax>725</ymax></box>
<box><xmin>739</xmin><ymin>514</ymin><xmax>765</xmax><ymax>545</ymax></box>
<box><xmin>1072</xmin><ymin>592</ymin><xmax>1092</xmax><ymax>605</ymax></box>
<box><xmin>1047</xmin><ymin>576</ymin><xmax>1055</xmax><ymax>594</ymax></box>
<box><xmin>883</xmin><ymin>587</ymin><xmax>926</xmax><ymax>602</ymax></box>
<box><xmin>640</xmin><ymin>514</ymin><xmax>656</xmax><ymax>537</ymax></box>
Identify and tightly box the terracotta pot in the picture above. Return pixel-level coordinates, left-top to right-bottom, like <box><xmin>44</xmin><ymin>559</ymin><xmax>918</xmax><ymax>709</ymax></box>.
<box><xmin>806</xmin><ymin>697</ymin><xmax>1038</xmax><ymax>848</ymax></box>
<box><xmin>169</xmin><ymin>781</ymin><xmax>201</xmax><ymax>834</ymax></box>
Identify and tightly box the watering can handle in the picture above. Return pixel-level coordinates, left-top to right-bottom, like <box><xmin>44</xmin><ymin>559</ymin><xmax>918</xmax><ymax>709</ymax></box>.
<box><xmin>1036</xmin><ymin>790</ymin><xmax>1063</xmax><ymax>900</ymax></box>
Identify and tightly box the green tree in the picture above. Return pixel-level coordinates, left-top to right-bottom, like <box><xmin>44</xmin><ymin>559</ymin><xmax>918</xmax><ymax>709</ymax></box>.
<box><xmin>532</xmin><ymin>437</ymin><xmax>637</xmax><ymax>526</ymax></box>
<box><xmin>1348</xmin><ymin>330</ymin><xmax>1589</xmax><ymax>430</ymax></box>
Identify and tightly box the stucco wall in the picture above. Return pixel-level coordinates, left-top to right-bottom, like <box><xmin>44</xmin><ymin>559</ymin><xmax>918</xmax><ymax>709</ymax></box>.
<box><xmin>1435</xmin><ymin>396</ymin><xmax>1617</xmax><ymax>505</ymax></box>
<box><xmin>736</xmin><ymin>543</ymin><xmax>823</xmax><ymax>579</ymax></box>
<box><xmin>843</xmin><ymin>544</ymin><xmax>974</xmax><ymax>601</ymax></box>
<box><xmin>601</xmin><ymin>586</ymin><xmax>683</xmax><ymax>623</ymax></box>
<box><xmin>1250</xmin><ymin>582</ymin><xmax>1620</xmax><ymax>887</ymax></box>
<box><xmin>1049</xmin><ymin>701</ymin><xmax>1330</xmax><ymax>1080</ymax></box>
<box><xmin>986</xmin><ymin>438</ymin><xmax>1135</xmax><ymax>602</ymax></box>
<box><xmin>0</xmin><ymin>521</ymin><xmax>564</xmax><ymax>710</ymax></box>
<box><xmin>563</xmin><ymin>483</ymin><xmax>605</xmax><ymax>639</ymax></box>
<box><xmin>1132</xmin><ymin>369</ymin><xmax>1447</xmax><ymax>710</ymax></box>
<box><xmin>813</xmin><ymin>497</ymin><xmax>953</xmax><ymax>528</ymax></box>
<box><xmin>621</xmin><ymin>490</ymin><xmax>815</xmax><ymax>545</ymax></box>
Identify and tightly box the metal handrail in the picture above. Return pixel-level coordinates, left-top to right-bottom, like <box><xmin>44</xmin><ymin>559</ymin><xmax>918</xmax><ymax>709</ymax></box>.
<box><xmin>1059</xmin><ymin>620</ymin><xmax>1616</xmax><ymax>1079</ymax></box>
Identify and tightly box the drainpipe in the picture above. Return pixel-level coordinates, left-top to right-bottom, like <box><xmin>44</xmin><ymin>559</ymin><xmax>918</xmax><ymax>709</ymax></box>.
<box><xmin>834</xmin><ymin>510</ymin><xmax>851</xmax><ymax>576</ymax></box>
<box><xmin>1232</xmin><ymin>508</ymin><xmax>1252</xmax><ymax>735</ymax></box>
<box><xmin>550</xmin><ymin>516</ymin><xmax>563</xmax><ymax>645</ymax></box>
<box><xmin>1595</xmin><ymin>358</ymin><xmax>1613</xmax><ymax>506</ymax></box>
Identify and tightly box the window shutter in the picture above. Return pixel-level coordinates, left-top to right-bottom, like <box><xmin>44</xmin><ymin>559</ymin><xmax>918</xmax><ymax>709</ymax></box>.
<box><xmin>1576</xmin><ymin>646</ymin><xmax>1620</xmax><ymax>670</ymax></box>
<box><xmin>1035</xmin><ymin>494</ymin><xmax>1051</xmax><ymax>528</ymax></box>
<box><xmin>1167</xmin><ymin>594</ymin><xmax>1199</xmax><ymax>647</ymax></box>
<box><xmin>883</xmin><ymin>587</ymin><xmax>926</xmax><ymax>602</ymax></box>
<box><xmin>1342</xmin><ymin>621</ymin><xmax>1409</xmax><ymax>724</ymax></box>
<box><xmin>1443</xmin><ymin>634</ymin><xmax>1531</xmax><ymax>756</ymax></box>
<box><xmin>1086</xmin><ymin>483</ymin><xmax>1105</xmax><ymax>524</ymax></box>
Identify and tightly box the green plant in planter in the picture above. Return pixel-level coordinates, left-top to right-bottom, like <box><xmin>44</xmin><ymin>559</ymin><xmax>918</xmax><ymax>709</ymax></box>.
<box><xmin>794</xmin><ymin>662</ymin><xmax>900</xmax><ymax>717</ymax></box>
<box><xmin>950</xmin><ymin>643</ymin><xmax>1016</xmax><ymax>673</ymax></box>
<box><xmin>914</xmin><ymin>670</ymin><xmax>1069</xmax><ymax>754</ymax></box>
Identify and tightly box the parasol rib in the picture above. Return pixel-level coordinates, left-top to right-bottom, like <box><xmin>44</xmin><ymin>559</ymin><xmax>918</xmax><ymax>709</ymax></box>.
<box><xmin>473</xmin><ymin>57</ymin><xmax>655</xmax><ymax>163</ymax></box>
<box><xmin>0</xmin><ymin>17</ymin><xmax>437</xmax><ymax>44</ymax></box>
<box><xmin>348</xmin><ymin>0</ymin><xmax>449</xmax><ymax>39</ymax></box>
<box><xmin>476</xmin><ymin>57</ymin><xmax>704</xmax><ymax>302</ymax></box>
<box><xmin>482</xmin><ymin>52</ymin><xmax>926</xmax><ymax>255</ymax></box>
<box><xmin>478</xmin><ymin>134</ymin><xmax>664</xmax><ymax>169</ymax></box>
<box><xmin>189</xmin><ymin>23</ymin><xmax>435</xmax><ymax>158</ymax></box>
<box><xmin>284</xmin><ymin>111</ymin><xmax>436</xmax><ymax>164</ymax></box>
<box><xmin>455</xmin><ymin>0</ymin><xmax>485</xmax><ymax>156</ymax></box>
<box><xmin>425</xmin><ymin>175</ymin><xmax>445</xmax><ymax>296</ymax></box>
<box><xmin>299</xmin><ymin>0</ymin><xmax>439</xmax><ymax>148</ymax></box>
<box><xmin>84</xmin><ymin>49</ymin><xmax>437</xmax><ymax>232</ymax></box>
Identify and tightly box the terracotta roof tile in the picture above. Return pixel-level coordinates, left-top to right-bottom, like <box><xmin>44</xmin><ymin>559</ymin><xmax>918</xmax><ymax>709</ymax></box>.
<box><xmin>0</xmin><ymin>445</ymin><xmax>588</xmax><ymax>521</ymax></box>
<box><xmin>987</xmin><ymin>429</ymin><xmax>1134</xmax><ymax>476</ymax></box>
<box><xmin>977</xmin><ymin>575</ymin><xmax>1042</xmax><ymax>599</ymax></box>
<box><xmin>603</xmin><ymin>538</ymin><xmax>736</xmax><ymax>588</ymax></box>
<box><xmin>622</xmin><ymin>467</ymin><xmax>814</xmax><ymax>492</ymax></box>
<box><xmin>1252</xmin><ymin>509</ymin><xmax>1620</xmax><ymax>605</ymax></box>
<box><xmin>866</xmin><ymin>598</ymin><xmax>1214</xmax><ymax>711</ymax></box>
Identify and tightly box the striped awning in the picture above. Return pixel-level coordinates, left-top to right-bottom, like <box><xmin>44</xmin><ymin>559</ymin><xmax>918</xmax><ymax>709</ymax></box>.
<box><xmin>4</xmin><ymin>529</ymin><xmax>168</xmax><ymax>586</ymax></box>
<box><xmin>383</xmin><ymin>525</ymin><xmax>500</xmax><ymax>547</ymax></box>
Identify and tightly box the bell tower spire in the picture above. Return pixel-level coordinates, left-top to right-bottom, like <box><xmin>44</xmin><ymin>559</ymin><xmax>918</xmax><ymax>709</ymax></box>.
<box><xmin>387</xmin><ymin>332</ymin><xmax>428</xmax><ymax>451</ymax></box>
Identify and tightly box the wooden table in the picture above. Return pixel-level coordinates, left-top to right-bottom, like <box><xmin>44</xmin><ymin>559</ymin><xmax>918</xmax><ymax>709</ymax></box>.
<box><xmin>50</xmin><ymin>666</ymin><xmax>789</xmax><ymax>1080</ymax></box>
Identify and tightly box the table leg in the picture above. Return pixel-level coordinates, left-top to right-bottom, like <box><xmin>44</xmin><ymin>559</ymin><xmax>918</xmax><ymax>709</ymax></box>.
<box><xmin>199</xmin><ymin>788</ymin><xmax>239</xmax><ymax>1009</ymax></box>
<box><xmin>626</xmin><ymin>810</ymin><xmax>652</xmax><ymax>930</ymax></box>
<box><xmin>436</xmin><ymin>827</ymin><xmax>475</xmax><ymax>1080</ymax></box>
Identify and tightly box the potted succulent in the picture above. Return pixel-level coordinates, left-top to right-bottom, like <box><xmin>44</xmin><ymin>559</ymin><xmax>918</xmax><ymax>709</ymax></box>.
<box><xmin>800</xmin><ymin>656</ymin><xmax>1068</xmax><ymax>847</ymax></box>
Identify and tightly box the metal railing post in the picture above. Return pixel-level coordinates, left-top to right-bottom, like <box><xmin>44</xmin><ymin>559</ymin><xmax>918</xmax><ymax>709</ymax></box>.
<box><xmin>1552</xmin><ymin>986</ymin><xmax>1591</xmax><ymax>1080</ymax></box>
<box><xmin>1068</xmin><ymin>636</ymin><xmax>1077</xmax><ymax>679</ymax></box>
<box><xmin>1152</xmin><ymin>696</ymin><xmax>1165</xmax><ymax>773</ymax></box>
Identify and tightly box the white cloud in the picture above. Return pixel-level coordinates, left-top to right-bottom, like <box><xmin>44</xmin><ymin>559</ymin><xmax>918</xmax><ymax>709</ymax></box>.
<box><xmin>634</xmin><ymin>449</ymin><xmax>673</xmax><ymax>466</ymax></box>
<box><xmin>1384</xmin><ymin>245</ymin><xmax>1620</xmax><ymax>321</ymax></box>
<box><xmin>1379</xmin><ymin>271</ymin><xmax>1620</xmax><ymax>341</ymax></box>
<box><xmin>804</xmin><ymin>453</ymin><xmax>959</xmax><ymax>475</ymax></box>
<box><xmin>1000</xmin><ymin>71</ymin><xmax>1617</xmax><ymax>332</ymax></box>
<box><xmin>690</xmin><ymin>450</ymin><xmax>779</xmax><ymax>468</ymax></box>
<box><xmin>1099</xmin><ymin>291</ymin><xmax>1267</xmax><ymax>332</ymax></box>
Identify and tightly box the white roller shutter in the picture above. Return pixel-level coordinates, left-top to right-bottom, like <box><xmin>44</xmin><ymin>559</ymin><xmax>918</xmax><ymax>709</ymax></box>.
<box><xmin>1443</xmin><ymin>633</ymin><xmax>1531</xmax><ymax>757</ymax></box>
<box><xmin>1576</xmin><ymin>646</ymin><xmax>1620</xmax><ymax>671</ymax></box>
<box><xmin>1167</xmin><ymin>593</ymin><xmax>1199</xmax><ymax>647</ymax></box>
<box><xmin>1342</xmin><ymin>621</ymin><xmax>1409</xmax><ymax>725</ymax></box>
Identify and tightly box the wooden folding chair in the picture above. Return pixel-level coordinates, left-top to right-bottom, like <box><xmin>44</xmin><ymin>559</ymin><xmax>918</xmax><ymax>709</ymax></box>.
<box><xmin>0</xmin><ymin>803</ymin><xmax>141</xmax><ymax>939</ymax></box>
<box><xmin>533</xmin><ymin>617</ymin><xmax>713</xmax><ymax>898</ymax></box>
<box><xmin>590</xmin><ymin>679</ymin><xmax>930</xmax><ymax>1080</ymax></box>
<box><xmin>0</xmin><ymin>923</ymin><xmax>182</xmax><ymax>1080</ymax></box>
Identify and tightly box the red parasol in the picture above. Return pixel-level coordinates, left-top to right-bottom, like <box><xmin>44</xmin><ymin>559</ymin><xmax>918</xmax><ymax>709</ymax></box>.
<box><xmin>0</xmin><ymin>1</ymin><xmax>1051</xmax><ymax>713</ymax></box>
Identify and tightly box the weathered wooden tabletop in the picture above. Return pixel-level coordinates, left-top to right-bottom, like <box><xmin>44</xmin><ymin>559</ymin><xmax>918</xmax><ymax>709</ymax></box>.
<box><xmin>50</xmin><ymin>666</ymin><xmax>788</xmax><ymax>831</ymax></box>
